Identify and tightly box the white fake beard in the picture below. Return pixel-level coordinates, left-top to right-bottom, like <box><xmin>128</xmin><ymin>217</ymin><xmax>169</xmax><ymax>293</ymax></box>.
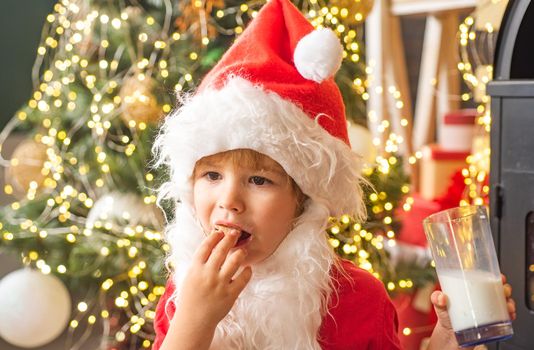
<box><xmin>164</xmin><ymin>201</ymin><xmax>337</xmax><ymax>349</ymax></box>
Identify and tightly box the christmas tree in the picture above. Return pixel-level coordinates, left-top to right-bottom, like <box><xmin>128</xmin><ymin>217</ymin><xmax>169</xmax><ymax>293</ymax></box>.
<box><xmin>0</xmin><ymin>0</ymin><xmax>432</xmax><ymax>348</ymax></box>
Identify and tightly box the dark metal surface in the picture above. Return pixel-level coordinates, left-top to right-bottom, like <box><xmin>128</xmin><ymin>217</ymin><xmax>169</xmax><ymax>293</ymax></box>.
<box><xmin>493</xmin><ymin>0</ymin><xmax>533</xmax><ymax>80</ymax></box>
<box><xmin>489</xmin><ymin>1</ymin><xmax>534</xmax><ymax>349</ymax></box>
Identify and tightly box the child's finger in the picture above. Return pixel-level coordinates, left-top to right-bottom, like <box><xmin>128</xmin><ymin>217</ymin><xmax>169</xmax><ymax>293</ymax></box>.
<box><xmin>431</xmin><ymin>291</ymin><xmax>447</xmax><ymax>308</ymax></box>
<box><xmin>230</xmin><ymin>265</ymin><xmax>253</xmax><ymax>294</ymax></box>
<box><xmin>501</xmin><ymin>281</ymin><xmax>516</xmax><ymax>321</ymax></box>
<box><xmin>503</xmin><ymin>283</ymin><xmax>512</xmax><ymax>298</ymax></box>
<box><xmin>507</xmin><ymin>298</ymin><xmax>516</xmax><ymax>316</ymax></box>
<box><xmin>431</xmin><ymin>291</ymin><xmax>453</xmax><ymax>330</ymax></box>
<box><xmin>220</xmin><ymin>249</ymin><xmax>247</xmax><ymax>280</ymax></box>
<box><xmin>207</xmin><ymin>229</ymin><xmax>241</xmax><ymax>268</ymax></box>
<box><xmin>501</xmin><ymin>274</ymin><xmax>507</xmax><ymax>284</ymax></box>
<box><xmin>194</xmin><ymin>230</ymin><xmax>224</xmax><ymax>263</ymax></box>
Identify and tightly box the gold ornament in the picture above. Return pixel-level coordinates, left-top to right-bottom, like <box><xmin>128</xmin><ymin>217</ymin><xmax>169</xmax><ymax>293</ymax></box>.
<box><xmin>119</xmin><ymin>76</ymin><xmax>163</xmax><ymax>125</ymax></box>
<box><xmin>175</xmin><ymin>0</ymin><xmax>225</xmax><ymax>42</ymax></box>
<box><xmin>5</xmin><ymin>139</ymin><xmax>48</xmax><ymax>194</ymax></box>
<box><xmin>331</xmin><ymin>0</ymin><xmax>375</xmax><ymax>25</ymax></box>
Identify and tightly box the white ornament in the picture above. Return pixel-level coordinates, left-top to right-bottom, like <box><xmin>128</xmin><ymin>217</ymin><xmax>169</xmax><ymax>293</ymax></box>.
<box><xmin>86</xmin><ymin>192</ymin><xmax>164</xmax><ymax>229</ymax></box>
<box><xmin>294</xmin><ymin>28</ymin><xmax>343</xmax><ymax>83</ymax></box>
<box><xmin>347</xmin><ymin>122</ymin><xmax>376</xmax><ymax>165</ymax></box>
<box><xmin>0</xmin><ymin>269</ymin><xmax>71</xmax><ymax>348</ymax></box>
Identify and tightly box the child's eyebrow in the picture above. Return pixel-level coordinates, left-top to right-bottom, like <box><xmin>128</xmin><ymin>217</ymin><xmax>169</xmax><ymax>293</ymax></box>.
<box><xmin>195</xmin><ymin>159</ymin><xmax>287</xmax><ymax>177</ymax></box>
<box><xmin>255</xmin><ymin>166</ymin><xmax>286</xmax><ymax>177</ymax></box>
<box><xmin>192</xmin><ymin>161</ymin><xmax>221</xmax><ymax>177</ymax></box>
<box><xmin>195</xmin><ymin>160</ymin><xmax>222</xmax><ymax>169</ymax></box>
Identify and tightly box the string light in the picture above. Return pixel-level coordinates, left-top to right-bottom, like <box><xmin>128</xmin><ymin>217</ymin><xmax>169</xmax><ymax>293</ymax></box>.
<box><xmin>0</xmin><ymin>0</ymin><xmax>424</xmax><ymax>347</ymax></box>
<box><xmin>457</xmin><ymin>2</ymin><xmax>504</xmax><ymax>205</ymax></box>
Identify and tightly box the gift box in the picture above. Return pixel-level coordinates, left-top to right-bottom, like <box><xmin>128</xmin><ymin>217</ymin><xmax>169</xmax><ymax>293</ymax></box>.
<box><xmin>419</xmin><ymin>144</ymin><xmax>469</xmax><ymax>201</ymax></box>
<box><xmin>438</xmin><ymin>109</ymin><xmax>477</xmax><ymax>152</ymax></box>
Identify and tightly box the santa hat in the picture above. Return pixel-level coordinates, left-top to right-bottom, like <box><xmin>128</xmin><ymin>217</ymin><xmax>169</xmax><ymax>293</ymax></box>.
<box><xmin>154</xmin><ymin>0</ymin><xmax>364</xmax><ymax>218</ymax></box>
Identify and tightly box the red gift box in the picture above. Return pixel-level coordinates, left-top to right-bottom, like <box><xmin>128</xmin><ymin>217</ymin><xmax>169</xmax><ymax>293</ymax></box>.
<box><xmin>419</xmin><ymin>144</ymin><xmax>469</xmax><ymax>201</ymax></box>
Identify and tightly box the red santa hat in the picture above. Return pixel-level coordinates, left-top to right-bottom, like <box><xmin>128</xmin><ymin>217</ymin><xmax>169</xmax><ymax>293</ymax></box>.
<box><xmin>198</xmin><ymin>0</ymin><xmax>348</xmax><ymax>144</ymax></box>
<box><xmin>154</xmin><ymin>0</ymin><xmax>364</xmax><ymax>218</ymax></box>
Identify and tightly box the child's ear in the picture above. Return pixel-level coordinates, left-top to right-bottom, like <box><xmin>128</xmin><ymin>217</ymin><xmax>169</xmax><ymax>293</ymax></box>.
<box><xmin>295</xmin><ymin>193</ymin><xmax>308</xmax><ymax>217</ymax></box>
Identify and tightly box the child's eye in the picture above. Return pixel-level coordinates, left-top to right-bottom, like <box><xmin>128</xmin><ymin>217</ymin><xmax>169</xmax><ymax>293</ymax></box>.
<box><xmin>249</xmin><ymin>176</ymin><xmax>271</xmax><ymax>185</ymax></box>
<box><xmin>205</xmin><ymin>171</ymin><xmax>221</xmax><ymax>181</ymax></box>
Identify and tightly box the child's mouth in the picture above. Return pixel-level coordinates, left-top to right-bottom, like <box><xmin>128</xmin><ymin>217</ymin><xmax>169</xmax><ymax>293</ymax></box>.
<box><xmin>214</xmin><ymin>225</ymin><xmax>252</xmax><ymax>247</ymax></box>
<box><xmin>235</xmin><ymin>231</ymin><xmax>252</xmax><ymax>247</ymax></box>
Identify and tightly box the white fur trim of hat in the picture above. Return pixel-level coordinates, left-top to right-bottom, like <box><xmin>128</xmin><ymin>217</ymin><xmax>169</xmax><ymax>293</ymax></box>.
<box><xmin>153</xmin><ymin>77</ymin><xmax>365</xmax><ymax>220</ymax></box>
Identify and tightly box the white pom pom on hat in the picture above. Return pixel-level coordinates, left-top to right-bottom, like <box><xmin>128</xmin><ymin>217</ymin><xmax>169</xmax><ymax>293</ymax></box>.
<box><xmin>294</xmin><ymin>28</ymin><xmax>344</xmax><ymax>83</ymax></box>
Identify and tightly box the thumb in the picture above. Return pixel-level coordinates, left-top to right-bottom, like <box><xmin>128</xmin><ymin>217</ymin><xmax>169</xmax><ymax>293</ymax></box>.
<box><xmin>431</xmin><ymin>291</ymin><xmax>453</xmax><ymax>331</ymax></box>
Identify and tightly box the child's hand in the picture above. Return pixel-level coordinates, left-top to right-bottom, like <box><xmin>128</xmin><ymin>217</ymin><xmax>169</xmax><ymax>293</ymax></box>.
<box><xmin>429</xmin><ymin>274</ymin><xmax>516</xmax><ymax>350</ymax></box>
<box><xmin>162</xmin><ymin>230</ymin><xmax>252</xmax><ymax>350</ymax></box>
<box><xmin>177</xmin><ymin>229</ymin><xmax>253</xmax><ymax>327</ymax></box>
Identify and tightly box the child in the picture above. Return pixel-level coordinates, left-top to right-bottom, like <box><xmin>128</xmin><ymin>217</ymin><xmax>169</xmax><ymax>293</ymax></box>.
<box><xmin>151</xmin><ymin>0</ymin><xmax>516</xmax><ymax>348</ymax></box>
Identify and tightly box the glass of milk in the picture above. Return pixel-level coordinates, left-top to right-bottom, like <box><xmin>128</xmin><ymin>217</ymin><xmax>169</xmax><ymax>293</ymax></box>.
<box><xmin>423</xmin><ymin>205</ymin><xmax>513</xmax><ymax>347</ymax></box>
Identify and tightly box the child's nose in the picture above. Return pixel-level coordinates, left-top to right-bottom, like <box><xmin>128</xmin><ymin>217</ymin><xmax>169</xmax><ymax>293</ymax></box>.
<box><xmin>217</xmin><ymin>182</ymin><xmax>245</xmax><ymax>213</ymax></box>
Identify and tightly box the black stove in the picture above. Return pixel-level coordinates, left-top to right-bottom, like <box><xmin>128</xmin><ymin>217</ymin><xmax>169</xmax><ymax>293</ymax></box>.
<box><xmin>488</xmin><ymin>0</ymin><xmax>534</xmax><ymax>349</ymax></box>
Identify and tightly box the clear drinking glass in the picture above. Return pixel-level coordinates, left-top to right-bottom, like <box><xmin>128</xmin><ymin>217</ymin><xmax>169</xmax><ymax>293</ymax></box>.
<box><xmin>423</xmin><ymin>205</ymin><xmax>513</xmax><ymax>347</ymax></box>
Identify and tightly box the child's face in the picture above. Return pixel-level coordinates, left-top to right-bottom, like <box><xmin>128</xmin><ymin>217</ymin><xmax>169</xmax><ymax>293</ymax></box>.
<box><xmin>192</xmin><ymin>151</ymin><xmax>300</xmax><ymax>265</ymax></box>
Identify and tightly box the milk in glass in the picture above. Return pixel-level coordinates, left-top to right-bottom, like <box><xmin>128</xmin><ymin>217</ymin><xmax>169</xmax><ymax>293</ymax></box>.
<box><xmin>439</xmin><ymin>269</ymin><xmax>509</xmax><ymax>331</ymax></box>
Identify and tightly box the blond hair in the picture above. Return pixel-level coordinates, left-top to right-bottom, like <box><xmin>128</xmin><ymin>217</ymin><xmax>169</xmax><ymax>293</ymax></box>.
<box><xmin>193</xmin><ymin>149</ymin><xmax>307</xmax><ymax>213</ymax></box>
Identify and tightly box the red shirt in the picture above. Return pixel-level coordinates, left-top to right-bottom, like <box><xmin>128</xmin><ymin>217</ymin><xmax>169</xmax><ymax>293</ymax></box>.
<box><xmin>152</xmin><ymin>260</ymin><xmax>401</xmax><ymax>349</ymax></box>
